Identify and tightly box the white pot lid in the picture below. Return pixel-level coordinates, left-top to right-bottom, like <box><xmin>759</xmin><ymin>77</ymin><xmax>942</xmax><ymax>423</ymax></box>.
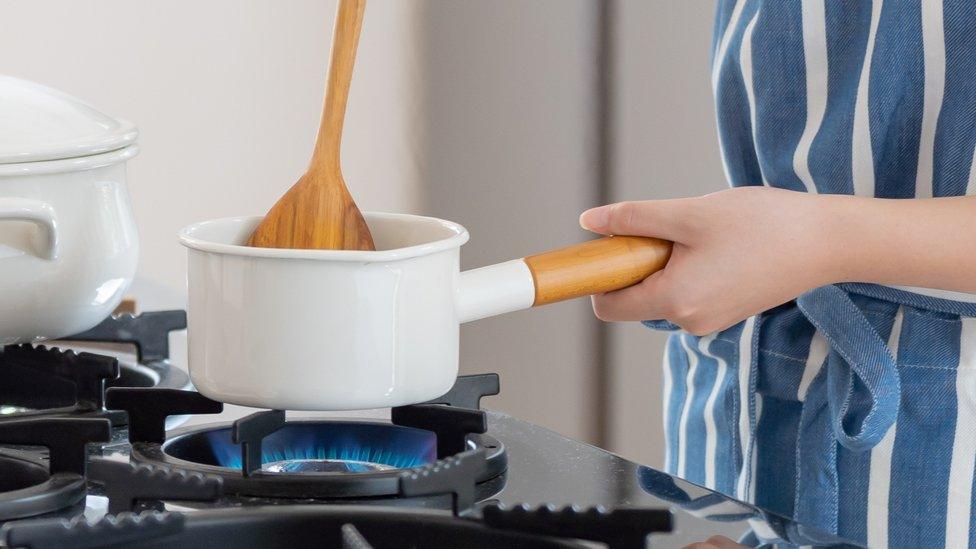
<box><xmin>0</xmin><ymin>75</ymin><xmax>138</xmax><ymax>164</ymax></box>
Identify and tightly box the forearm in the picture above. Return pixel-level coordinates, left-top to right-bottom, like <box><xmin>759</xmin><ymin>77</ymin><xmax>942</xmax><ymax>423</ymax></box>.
<box><xmin>824</xmin><ymin>195</ymin><xmax>976</xmax><ymax>293</ymax></box>
<box><xmin>580</xmin><ymin>187</ymin><xmax>976</xmax><ymax>333</ymax></box>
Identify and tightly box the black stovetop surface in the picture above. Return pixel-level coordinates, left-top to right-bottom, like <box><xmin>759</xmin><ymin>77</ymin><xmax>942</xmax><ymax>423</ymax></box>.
<box><xmin>40</xmin><ymin>410</ymin><xmax>855</xmax><ymax>548</ymax></box>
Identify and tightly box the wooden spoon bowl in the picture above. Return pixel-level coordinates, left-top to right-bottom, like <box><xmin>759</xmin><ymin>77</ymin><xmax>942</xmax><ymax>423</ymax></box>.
<box><xmin>248</xmin><ymin>0</ymin><xmax>375</xmax><ymax>251</ymax></box>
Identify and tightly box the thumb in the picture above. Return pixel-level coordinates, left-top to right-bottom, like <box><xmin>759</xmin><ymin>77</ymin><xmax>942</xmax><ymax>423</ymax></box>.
<box><xmin>579</xmin><ymin>200</ymin><xmax>689</xmax><ymax>240</ymax></box>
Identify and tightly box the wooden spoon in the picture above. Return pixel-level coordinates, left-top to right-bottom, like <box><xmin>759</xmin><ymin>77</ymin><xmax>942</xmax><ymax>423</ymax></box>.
<box><xmin>248</xmin><ymin>0</ymin><xmax>375</xmax><ymax>250</ymax></box>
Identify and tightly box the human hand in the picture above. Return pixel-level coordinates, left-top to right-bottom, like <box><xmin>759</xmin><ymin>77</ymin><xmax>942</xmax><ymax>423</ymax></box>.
<box><xmin>580</xmin><ymin>187</ymin><xmax>848</xmax><ymax>335</ymax></box>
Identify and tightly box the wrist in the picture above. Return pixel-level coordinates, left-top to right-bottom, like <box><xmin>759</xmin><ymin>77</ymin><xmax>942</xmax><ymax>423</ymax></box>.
<box><xmin>815</xmin><ymin>194</ymin><xmax>923</xmax><ymax>287</ymax></box>
<box><xmin>806</xmin><ymin>193</ymin><xmax>875</xmax><ymax>286</ymax></box>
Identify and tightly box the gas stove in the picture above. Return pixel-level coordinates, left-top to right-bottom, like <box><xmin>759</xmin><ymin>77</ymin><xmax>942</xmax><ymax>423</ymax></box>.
<box><xmin>0</xmin><ymin>312</ymin><xmax>861</xmax><ymax>548</ymax></box>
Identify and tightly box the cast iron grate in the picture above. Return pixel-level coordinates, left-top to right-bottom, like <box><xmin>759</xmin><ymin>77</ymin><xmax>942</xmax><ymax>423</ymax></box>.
<box><xmin>0</xmin><ymin>310</ymin><xmax>188</xmax><ymax>424</ymax></box>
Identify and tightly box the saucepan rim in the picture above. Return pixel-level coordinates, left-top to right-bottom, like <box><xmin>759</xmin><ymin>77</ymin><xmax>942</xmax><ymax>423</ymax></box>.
<box><xmin>178</xmin><ymin>212</ymin><xmax>470</xmax><ymax>262</ymax></box>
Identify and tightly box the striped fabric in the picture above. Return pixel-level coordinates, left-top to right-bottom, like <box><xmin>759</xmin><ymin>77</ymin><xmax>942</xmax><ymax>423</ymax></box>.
<box><xmin>650</xmin><ymin>1</ymin><xmax>976</xmax><ymax>547</ymax></box>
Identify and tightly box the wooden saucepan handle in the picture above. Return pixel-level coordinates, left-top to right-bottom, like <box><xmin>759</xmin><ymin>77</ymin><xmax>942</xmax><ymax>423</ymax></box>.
<box><xmin>524</xmin><ymin>236</ymin><xmax>673</xmax><ymax>306</ymax></box>
<box><xmin>456</xmin><ymin>235</ymin><xmax>673</xmax><ymax>324</ymax></box>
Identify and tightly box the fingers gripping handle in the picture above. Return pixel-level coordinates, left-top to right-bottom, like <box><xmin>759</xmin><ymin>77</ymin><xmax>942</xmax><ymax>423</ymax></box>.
<box><xmin>525</xmin><ymin>235</ymin><xmax>673</xmax><ymax>305</ymax></box>
<box><xmin>458</xmin><ymin>236</ymin><xmax>672</xmax><ymax>323</ymax></box>
<box><xmin>0</xmin><ymin>198</ymin><xmax>59</xmax><ymax>260</ymax></box>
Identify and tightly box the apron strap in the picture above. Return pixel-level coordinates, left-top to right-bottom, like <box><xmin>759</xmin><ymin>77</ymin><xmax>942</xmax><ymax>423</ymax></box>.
<box><xmin>791</xmin><ymin>285</ymin><xmax>902</xmax><ymax>535</ymax></box>
<box><xmin>796</xmin><ymin>285</ymin><xmax>901</xmax><ymax>451</ymax></box>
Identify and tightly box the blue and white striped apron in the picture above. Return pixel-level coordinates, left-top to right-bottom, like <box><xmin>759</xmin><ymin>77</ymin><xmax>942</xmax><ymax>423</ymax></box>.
<box><xmin>652</xmin><ymin>2</ymin><xmax>976</xmax><ymax>547</ymax></box>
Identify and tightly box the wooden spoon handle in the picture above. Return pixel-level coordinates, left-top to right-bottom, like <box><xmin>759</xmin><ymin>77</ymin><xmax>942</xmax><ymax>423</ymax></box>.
<box><xmin>311</xmin><ymin>0</ymin><xmax>367</xmax><ymax>171</ymax></box>
<box><xmin>524</xmin><ymin>236</ymin><xmax>673</xmax><ymax>306</ymax></box>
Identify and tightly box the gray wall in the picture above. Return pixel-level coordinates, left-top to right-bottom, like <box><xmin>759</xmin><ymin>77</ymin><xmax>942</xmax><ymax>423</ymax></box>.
<box><xmin>416</xmin><ymin>0</ymin><xmax>604</xmax><ymax>443</ymax></box>
<box><xmin>606</xmin><ymin>1</ymin><xmax>726</xmax><ymax>464</ymax></box>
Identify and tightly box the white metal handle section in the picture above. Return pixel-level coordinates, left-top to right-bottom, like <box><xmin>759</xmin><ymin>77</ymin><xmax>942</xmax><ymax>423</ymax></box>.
<box><xmin>457</xmin><ymin>259</ymin><xmax>535</xmax><ymax>324</ymax></box>
<box><xmin>0</xmin><ymin>198</ymin><xmax>59</xmax><ymax>260</ymax></box>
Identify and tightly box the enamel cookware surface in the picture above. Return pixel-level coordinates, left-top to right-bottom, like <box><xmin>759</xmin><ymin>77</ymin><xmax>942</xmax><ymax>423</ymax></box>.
<box><xmin>180</xmin><ymin>213</ymin><xmax>671</xmax><ymax>410</ymax></box>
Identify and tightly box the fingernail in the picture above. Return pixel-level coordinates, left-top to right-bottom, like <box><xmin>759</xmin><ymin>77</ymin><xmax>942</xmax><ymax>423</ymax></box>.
<box><xmin>580</xmin><ymin>205</ymin><xmax>610</xmax><ymax>230</ymax></box>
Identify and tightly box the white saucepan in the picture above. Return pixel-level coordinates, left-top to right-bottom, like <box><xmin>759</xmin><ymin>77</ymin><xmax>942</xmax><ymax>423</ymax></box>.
<box><xmin>179</xmin><ymin>213</ymin><xmax>671</xmax><ymax>410</ymax></box>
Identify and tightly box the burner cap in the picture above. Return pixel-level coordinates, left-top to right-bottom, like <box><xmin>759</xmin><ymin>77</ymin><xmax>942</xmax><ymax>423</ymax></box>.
<box><xmin>0</xmin><ymin>406</ymin><xmax>34</xmax><ymax>416</ymax></box>
<box><xmin>263</xmin><ymin>458</ymin><xmax>397</xmax><ymax>474</ymax></box>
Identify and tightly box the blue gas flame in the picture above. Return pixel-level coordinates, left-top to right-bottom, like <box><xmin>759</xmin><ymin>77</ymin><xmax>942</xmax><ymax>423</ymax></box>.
<box><xmin>198</xmin><ymin>422</ymin><xmax>437</xmax><ymax>472</ymax></box>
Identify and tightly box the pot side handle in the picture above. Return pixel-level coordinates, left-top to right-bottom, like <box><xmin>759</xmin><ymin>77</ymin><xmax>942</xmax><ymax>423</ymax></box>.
<box><xmin>0</xmin><ymin>198</ymin><xmax>59</xmax><ymax>260</ymax></box>
<box><xmin>457</xmin><ymin>236</ymin><xmax>672</xmax><ymax>323</ymax></box>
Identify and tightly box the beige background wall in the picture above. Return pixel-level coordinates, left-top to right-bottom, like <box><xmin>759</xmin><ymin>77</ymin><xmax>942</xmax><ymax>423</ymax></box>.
<box><xmin>1</xmin><ymin>1</ymin><xmax>724</xmax><ymax>466</ymax></box>
<box><xmin>0</xmin><ymin>0</ymin><xmax>424</xmax><ymax>305</ymax></box>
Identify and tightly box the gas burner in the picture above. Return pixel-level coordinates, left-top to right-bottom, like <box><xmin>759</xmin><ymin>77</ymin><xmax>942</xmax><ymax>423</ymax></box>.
<box><xmin>0</xmin><ymin>418</ymin><xmax>110</xmax><ymax>521</ymax></box>
<box><xmin>100</xmin><ymin>375</ymin><xmax>508</xmax><ymax>502</ymax></box>
<box><xmin>0</xmin><ymin>311</ymin><xmax>191</xmax><ymax>425</ymax></box>
<box><xmin>168</xmin><ymin>421</ymin><xmax>438</xmax><ymax>474</ymax></box>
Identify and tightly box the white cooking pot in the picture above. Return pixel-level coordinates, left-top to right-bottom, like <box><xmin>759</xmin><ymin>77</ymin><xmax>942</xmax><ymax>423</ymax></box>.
<box><xmin>0</xmin><ymin>76</ymin><xmax>139</xmax><ymax>344</ymax></box>
<box><xmin>180</xmin><ymin>213</ymin><xmax>671</xmax><ymax>410</ymax></box>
